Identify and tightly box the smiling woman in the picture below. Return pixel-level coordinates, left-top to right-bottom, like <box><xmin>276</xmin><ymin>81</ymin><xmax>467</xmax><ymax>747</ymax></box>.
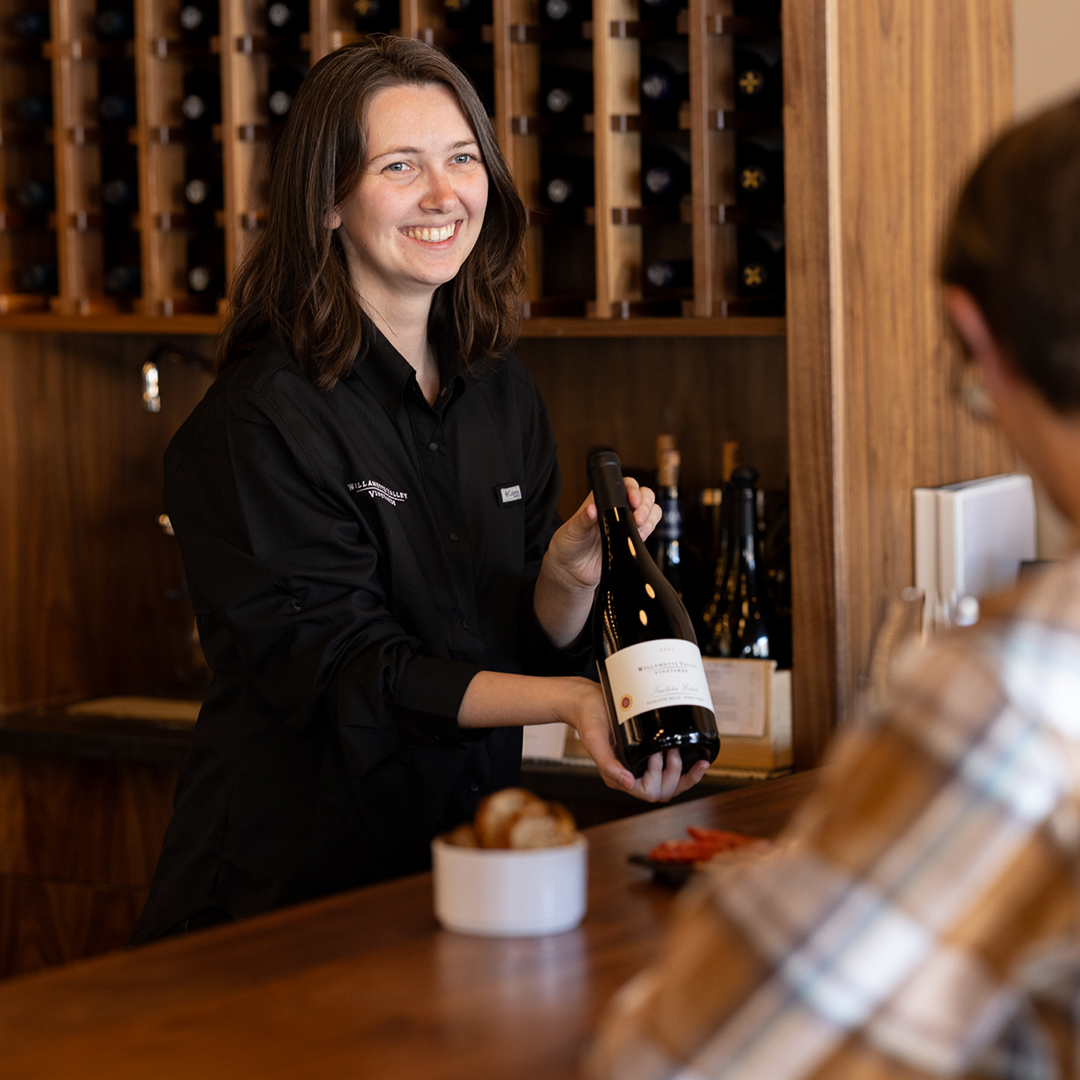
<box><xmin>129</xmin><ymin>37</ymin><xmax>704</xmax><ymax>946</ymax></box>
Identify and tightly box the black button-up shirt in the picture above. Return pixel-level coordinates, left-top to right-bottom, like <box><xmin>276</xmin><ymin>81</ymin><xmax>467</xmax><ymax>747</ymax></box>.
<box><xmin>132</xmin><ymin>331</ymin><xmax>587</xmax><ymax>942</ymax></box>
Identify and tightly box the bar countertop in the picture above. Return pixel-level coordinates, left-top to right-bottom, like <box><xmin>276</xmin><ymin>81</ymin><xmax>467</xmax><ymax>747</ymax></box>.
<box><xmin>0</xmin><ymin>769</ymin><xmax>820</xmax><ymax>1080</ymax></box>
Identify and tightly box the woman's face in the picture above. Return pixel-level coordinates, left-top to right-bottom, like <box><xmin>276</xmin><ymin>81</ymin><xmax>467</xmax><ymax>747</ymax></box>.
<box><xmin>330</xmin><ymin>82</ymin><xmax>489</xmax><ymax>312</ymax></box>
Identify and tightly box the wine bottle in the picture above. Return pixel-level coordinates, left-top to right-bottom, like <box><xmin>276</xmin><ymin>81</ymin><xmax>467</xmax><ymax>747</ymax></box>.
<box><xmin>645</xmin><ymin>258</ymin><xmax>692</xmax><ymax>290</ymax></box>
<box><xmin>14</xmin><ymin>94</ymin><xmax>52</xmax><ymax>125</ymax></box>
<box><xmin>653</xmin><ymin>440</ymin><xmax>684</xmax><ymax>596</ymax></box>
<box><xmin>104</xmin><ymin>264</ymin><xmax>141</xmax><ymax>295</ymax></box>
<box><xmin>267</xmin><ymin>0</ymin><xmax>308</xmax><ymax>36</ymax></box>
<box><xmin>638</xmin><ymin>0</ymin><xmax>679</xmax><ymax>33</ymax></box>
<box><xmin>542</xmin><ymin>153</ymin><xmax>594</xmax><ymax>208</ymax></box>
<box><xmin>444</xmin><ymin>0</ymin><xmax>492</xmax><ymax>29</ymax></box>
<box><xmin>735</xmin><ymin>42</ymin><xmax>782</xmax><ymax>112</ymax></box>
<box><xmin>182</xmin><ymin>69</ymin><xmax>222</xmax><ymax>130</ymax></box>
<box><xmin>98</xmin><ymin>94</ymin><xmax>136</xmax><ymax>125</ymax></box>
<box><xmin>187</xmin><ymin>262</ymin><xmax>222</xmax><ymax>294</ymax></box>
<box><xmin>353</xmin><ymin>0</ymin><xmax>398</xmax><ymax>32</ymax></box>
<box><xmin>540</xmin><ymin>0</ymin><xmax>583</xmax><ymax>29</ymax></box>
<box><xmin>738</xmin><ymin>225</ymin><xmax>785</xmax><ymax>297</ymax></box>
<box><xmin>589</xmin><ymin>449</ymin><xmax>719</xmax><ymax>778</ymax></box>
<box><xmin>179</xmin><ymin>0</ymin><xmax>219</xmax><ymax>38</ymax></box>
<box><xmin>101</xmin><ymin>176</ymin><xmax>137</xmax><ymax>209</ymax></box>
<box><xmin>641</xmin><ymin>144</ymin><xmax>690</xmax><ymax>204</ymax></box>
<box><xmin>13</xmin><ymin>9</ymin><xmax>50</xmax><ymax>38</ymax></box>
<box><xmin>13</xmin><ymin>179</ymin><xmax>54</xmax><ymax>210</ymax></box>
<box><xmin>96</xmin><ymin>2</ymin><xmax>133</xmax><ymax>37</ymax></box>
<box><xmin>18</xmin><ymin>263</ymin><xmax>57</xmax><ymax>293</ymax></box>
<box><xmin>640</xmin><ymin>58</ymin><xmax>688</xmax><ymax>114</ymax></box>
<box><xmin>268</xmin><ymin>66</ymin><xmax>306</xmax><ymax>122</ymax></box>
<box><xmin>707</xmin><ymin>466</ymin><xmax>775</xmax><ymax>659</ymax></box>
<box><xmin>541</xmin><ymin>66</ymin><xmax>593</xmax><ymax>117</ymax></box>
<box><xmin>736</xmin><ymin>134</ymin><xmax>784</xmax><ymax>204</ymax></box>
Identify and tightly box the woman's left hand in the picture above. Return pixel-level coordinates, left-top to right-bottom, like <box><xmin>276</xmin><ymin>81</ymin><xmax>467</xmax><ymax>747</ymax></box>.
<box><xmin>545</xmin><ymin>478</ymin><xmax>661</xmax><ymax>594</ymax></box>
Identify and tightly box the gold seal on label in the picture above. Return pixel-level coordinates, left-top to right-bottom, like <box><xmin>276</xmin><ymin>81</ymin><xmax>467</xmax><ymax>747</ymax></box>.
<box><xmin>620</xmin><ymin>694</ymin><xmax>632</xmax><ymax>711</ymax></box>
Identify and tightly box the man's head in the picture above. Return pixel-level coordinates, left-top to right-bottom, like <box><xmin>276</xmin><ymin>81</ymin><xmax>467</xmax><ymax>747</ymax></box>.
<box><xmin>942</xmin><ymin>95</ymin><xmax>1080</xmax><ymax>410</ymax></box>
<box><xmin>942</xmin><ymin>95</ymin><xmax>1080</xmax><ymax>525</ymax></box>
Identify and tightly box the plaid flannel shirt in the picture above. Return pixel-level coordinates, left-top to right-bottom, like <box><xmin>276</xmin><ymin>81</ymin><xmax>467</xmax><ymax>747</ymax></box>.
<box><xmin>589</xmin><ymin>555</ymin><xmax>1080</xmax><ymax>1080</ymax></box>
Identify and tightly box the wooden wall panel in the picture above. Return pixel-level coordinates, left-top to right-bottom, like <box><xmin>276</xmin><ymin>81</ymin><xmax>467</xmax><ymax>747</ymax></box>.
<box><xmin>516</xmin><ymin>335</ymin><xmax>789</xmax><ymax>519</ymax></box>
<box><xmin>0</xmin><ymin>755</ymin><xmax>178</xmax><ymax>887</ymax></box>
<box><xmin>0</xmin><ymin>879</ymin><xmax>149</xmax><ymax>980</ymax></box>
<box><xmin>0</xmin><ymin>754</ymin><xmax>179</xmax><ymax>980</ymax></box>
<box><xmin>783</xmin><ymin>0</ymin><xmax>837</xmax><ymax>768</ymax></box>
<box><xmin>832</xmin><ymin>0</ymin><xmax>1015</xmax><ymax>717</ymax></box>
<box><xmin>0</xmin><ymin>334</ymin><xmax>215</xmax><ymax>713</ymax></box>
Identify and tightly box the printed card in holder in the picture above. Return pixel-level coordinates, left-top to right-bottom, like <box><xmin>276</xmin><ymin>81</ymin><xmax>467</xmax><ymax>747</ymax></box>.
<box><xmin>702</xmin><ymin>658</ymin><xmax>792</xmax><ymax>772</ymax></box>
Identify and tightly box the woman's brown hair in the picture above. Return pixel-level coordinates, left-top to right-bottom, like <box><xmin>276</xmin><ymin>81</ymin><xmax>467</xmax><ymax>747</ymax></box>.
<box><xmin>217</xmin><ymin>36</ymin><xmax>526</xmax><ymax>389</ymax></box>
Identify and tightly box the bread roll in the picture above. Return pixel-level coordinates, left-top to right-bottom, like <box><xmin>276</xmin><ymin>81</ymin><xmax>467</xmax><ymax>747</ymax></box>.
<box><xmin>474</xmin><ymin>787</ymin><xmax>545</xmax><ymax>848</ymax></box>
<box><xmin>508</xmin><ymin>802</ymin><xmax>577</xmax><ymax>849</ymax></box>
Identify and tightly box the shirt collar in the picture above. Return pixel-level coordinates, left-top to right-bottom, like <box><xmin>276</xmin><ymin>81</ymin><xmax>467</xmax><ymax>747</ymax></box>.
<box><xmin>351</xmin><ymin>326</ymin><xmax>465</xmax><ymax>420</ymax></box>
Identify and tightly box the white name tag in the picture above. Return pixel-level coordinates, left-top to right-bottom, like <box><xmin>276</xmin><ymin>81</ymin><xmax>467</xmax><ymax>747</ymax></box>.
<box><xmin>499</xmin><ymin>484</ymin><xmax>522</xmax><ymax>504</ymax></box>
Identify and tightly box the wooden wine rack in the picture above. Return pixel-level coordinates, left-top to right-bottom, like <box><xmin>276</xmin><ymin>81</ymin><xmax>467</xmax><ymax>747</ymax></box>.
<box><xmin>0</xmin><ymin>0</ymin><xmax>784</xmax><ymax>334</ymax></box>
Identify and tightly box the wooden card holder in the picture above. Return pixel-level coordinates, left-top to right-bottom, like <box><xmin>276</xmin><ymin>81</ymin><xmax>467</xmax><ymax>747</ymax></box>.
<box><xmin>703</xmin><ymin>656</ymin><xmax>792</xmax><ymax>772</ymax></box>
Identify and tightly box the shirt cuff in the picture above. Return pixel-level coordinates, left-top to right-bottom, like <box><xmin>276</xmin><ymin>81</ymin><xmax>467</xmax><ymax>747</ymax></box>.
<box><xmin>518</xmin><ymin>578</ymin><xmax>595</xmax><ymax>677</ymax></box>
<box><xmin>394</xmin><ymin>655</ymin><xmax>487</xmax><ymax>743</ymax></box>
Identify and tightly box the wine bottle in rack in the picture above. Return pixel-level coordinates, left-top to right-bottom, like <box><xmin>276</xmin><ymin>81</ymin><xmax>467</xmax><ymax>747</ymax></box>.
<box><xmin>640</xmin><ymin>58</ymin><xmax>688</xmax><ymax>115</ymax></box>
<box><xmin>179</xmin><ymin>0</ymin><xmax>219</xmax><ymax>40</ymax></box>
<box><xmin>187</xmin><ymin>237</ymin><xmax>225</xmax><ymax>299</ymax></box>
<box><xmin>735</xmin><ymin>42</ymin><xmax>782</xmax><ymax>113</ymax></box>
<box><xmin>266</xmin><ymin>0</ymin><xmax>308</xmax><ymax>38</ymax></box>
<box><xmin>18</xmin><ymin>263</ymin><xmax>58</xmax><ymax>293</ymax></box>
<box><xmin>645</xmin><ymin>258</ymin><xmax>692</xmax><ymax>290</ymax></box>
<box><xmin>353</xmin><ymin>0</ymin><xmax>398</xmax><ymax>33</ymax></box>
<box><xmin>539</xmin><ymin>0</ymin><xmax>584</xmax><ymax>32</ymax></box>
<box><xmin>101</xmin><ymin>176</ymin><xmax>137</xmax><ymax>211</ymax></box>
<box><xmin>14</xmin><ymin>94</ymin><xmax>52</xmax><ymax>125</ymax></box>
<box><xmin>98</xmin><ymin>93</ymin><xmax>136</xmax><ymax>125</ymax></box>
<box><xmin>652</xmin><ymin>437</ymin><xmax>684</xmax><ymax>597</ymax></box>
<box><xmin>182</xmin><ymin>69</ymin><xmax>222</xmax><ymax>132</ymax></box>
<box><xmin>542</xmin><ymin>153</ymin><xmax>594</xmax><ymax>209</ymax></box>
<box><xmin>734</xmin><ymin>0</ymin><xmax>780</xmax><ymax>15</ymax></box>
<box><xmin>588</xmin><ymin>449</ymin><xmax>719</xmax><ymax>778</ymax></box>
<box><xmin>444</xmin><ymin>0</ymin><xmax>492</xmax><ymax>31</ymax></box>
<box><xmin>184</xmin><ymin>149</ymin><xmax>224</xmax><ymax>218</ymax></box>
<box><xmin>736</xmin><ymin>134</ymin><xmax>784</xmax><ymax>204</ymax></box>
<box><xmin>12</xmin><ymin>9</ymin><xmax>50</xmax><ymax>38</ymax></box>
<box><xmin>638</xmin><ymin>0</ymin><xmax>680</xmax><ymax>33</ymax></box>
<box><xmin>96</xmin><ymin>1</ymin><xmax>133</xmax><ymax>38</ymax></box>
<box><xmin>541</xmin><ymin>66</ymin><xmax>593</xmax><ymax>118</ymax></box>
<box><xmin>641</xmin><ymin>143</ymin><xmax>690</xmax><ymax>205</ymax></box>
<box><xmin>13</xmin><ymin>179</ymin><xmax>54</xmax><ymax>210</ymax></box>
<box><xmin>705</xmin><ymin>466</ymin><xmax>776</xmax><ymax>659</ymax></box>
<box><xmin>104</xmin><ymin>264</ymin><xmax>141</xmax><ymax>295</ymax></box>
<box><xmin>268</xmin><ymin>65</ymin><xmax>307</xmax><ymax>123</ymax></box>
<box><xmin>738</xmin><ymin>225</ymin><xmax>785</xmax><ymax>298</ymax></box>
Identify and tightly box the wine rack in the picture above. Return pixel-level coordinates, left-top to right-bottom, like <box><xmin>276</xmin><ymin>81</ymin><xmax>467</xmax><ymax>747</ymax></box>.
<box><xmin>0</xmin><ymin>0</ymin><xmax>784</xmax><ymax>332</ymax></box>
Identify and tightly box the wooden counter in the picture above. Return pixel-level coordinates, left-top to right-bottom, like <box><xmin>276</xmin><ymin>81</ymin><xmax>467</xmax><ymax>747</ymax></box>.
<box><xmin>0</xmin><ymin>769</ymin><xmax>818</xmax><ymax>1080</ymax></box>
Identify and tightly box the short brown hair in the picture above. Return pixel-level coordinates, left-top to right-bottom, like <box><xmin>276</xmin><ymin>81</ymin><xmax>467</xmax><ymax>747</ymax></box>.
<box><xmin>941</xmin><ymin>94</ymin><xmax>1080</xmax><ymax>411</ymax></box>
<box><xmin>217</xmin><ymin>37</ymin><xmax>526</xmax><ymax>389</ymax></box>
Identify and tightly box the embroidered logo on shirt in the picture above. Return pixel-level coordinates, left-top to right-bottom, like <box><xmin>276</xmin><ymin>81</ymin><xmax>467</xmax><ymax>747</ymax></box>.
<box><xmin>348</xmin><ymin>480</ymin><xmax>409</xmax><ymax>506</ymax></box>
<box><xmin>498</xmin><ymin>484</ymin><xmax>522</xmax><ymax>505</ymax></box>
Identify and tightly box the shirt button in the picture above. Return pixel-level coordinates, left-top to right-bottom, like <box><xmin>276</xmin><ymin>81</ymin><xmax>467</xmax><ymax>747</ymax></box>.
<box><xmin>462</xmin><ymin>619</ymin><xmax>471</xmax><ymax>629</ymax></box>
<box><xmin>469</xmin><ymin>781</ymin><xmax>480</xmax><ymax>793</ymax></box>
<box><xmin>290</xmin><ymin>600</ymin><xmax>301</xmax><ymax>612</ymax></box>
<box><xmin>428</xmin><ymin>441</ymin><xmax>439</xmax><ymax>452</ymax></box>
<box><xmin>449</xmin><ymin>531</ymin><xmax>459</xmax><ymax>542</ymax></box>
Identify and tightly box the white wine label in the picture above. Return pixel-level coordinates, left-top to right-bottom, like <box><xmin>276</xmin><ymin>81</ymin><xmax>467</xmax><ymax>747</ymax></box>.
<box><xmin>604</xmin><ymin>639</ymin><xmax>714</xmax><ymax>723</ymax></box>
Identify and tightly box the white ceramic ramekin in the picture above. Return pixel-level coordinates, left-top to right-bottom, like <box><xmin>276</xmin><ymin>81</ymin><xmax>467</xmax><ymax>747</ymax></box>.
<box><xmin>431</xmin><ymin>835</ymin><xmax>588</xmax><ymax>937</ymax></box>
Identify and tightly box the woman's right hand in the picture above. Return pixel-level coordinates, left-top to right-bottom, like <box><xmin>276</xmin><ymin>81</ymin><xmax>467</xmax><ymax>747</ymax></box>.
<box><xmin>564</xmin><ymin>678</ymin><xmax>711</xmax><ymax>803</ymax></box>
